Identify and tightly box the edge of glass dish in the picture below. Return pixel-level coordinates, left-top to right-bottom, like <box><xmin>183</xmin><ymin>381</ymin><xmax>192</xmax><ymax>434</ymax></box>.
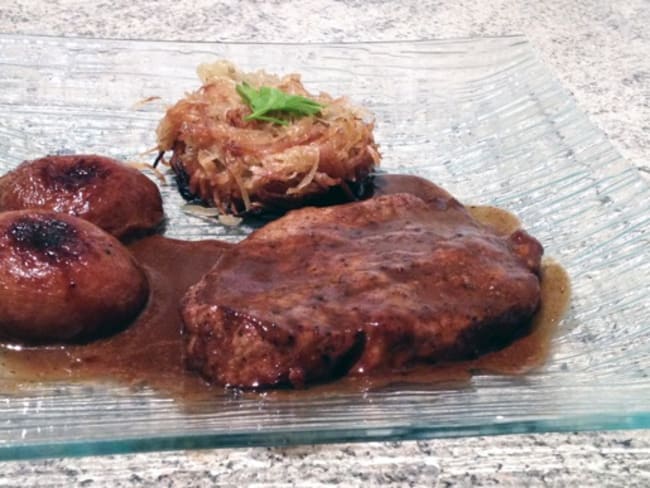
<box><xmin>0</xmin><ymin>33</ymin><xmax>648</xmax><ymax>460</ymax></box>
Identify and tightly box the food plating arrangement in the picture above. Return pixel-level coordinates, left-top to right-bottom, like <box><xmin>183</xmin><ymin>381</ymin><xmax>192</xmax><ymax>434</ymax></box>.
<box><xmin>0</xmin><ymin>61</ymin><xmax>569</xmax><ymax>392</ymax></box>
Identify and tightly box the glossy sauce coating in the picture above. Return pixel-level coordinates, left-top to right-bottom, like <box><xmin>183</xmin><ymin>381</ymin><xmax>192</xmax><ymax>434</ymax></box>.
<box><xmin>182</xmin><ymin>182</ymin><xmax>544</xmax><ymax>388</ymax></box>
<box><xmin>0</xmin><ymin>175</ymin><xmax>570</xmax><ymax>397</ymax></box>
<box><xmin>0</xmin><ymin>236</ymin><xmax>229</xmax><ymax>392</ymax></box>
<box><xmin>0</xmin><ymin>210</ymin><xmax>149</xmax><ymax>342</ymax></box>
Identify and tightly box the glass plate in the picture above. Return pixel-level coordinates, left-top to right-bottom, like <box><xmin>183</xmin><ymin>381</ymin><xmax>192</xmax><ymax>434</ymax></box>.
<box><xmin>0</xmin><ymin>34</ymin><xmax>648</xmax><ymax>461</ymax></box>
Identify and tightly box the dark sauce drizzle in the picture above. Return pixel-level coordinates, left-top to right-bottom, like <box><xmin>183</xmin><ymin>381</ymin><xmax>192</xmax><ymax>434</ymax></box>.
<box><xmin>0</xmin><ymin>175</ymin><xmax>570</xmax><ymax>401</ymax></box>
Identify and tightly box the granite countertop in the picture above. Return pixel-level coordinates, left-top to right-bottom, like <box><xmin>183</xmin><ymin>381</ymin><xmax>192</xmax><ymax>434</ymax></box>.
<box><xmin>1</xmin><ymin>0</ymin><xmax>649</xmax><ymax>486</ymax></box>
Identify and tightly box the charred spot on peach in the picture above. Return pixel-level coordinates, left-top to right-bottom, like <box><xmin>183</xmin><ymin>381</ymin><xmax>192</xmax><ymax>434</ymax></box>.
<box><xmin>0</xmin><ymin>210</ymin><xmax>149</xmax><ymax>343</ymax></box>
<box><xmin>41</xmin><ymin>156</ymin><xmax>110</xmax><ymax>191</ymax></box>
<box><xmin>8</xmin><ymin>216</ymin><xmax>86</xmax><ymax>262</ymax></box>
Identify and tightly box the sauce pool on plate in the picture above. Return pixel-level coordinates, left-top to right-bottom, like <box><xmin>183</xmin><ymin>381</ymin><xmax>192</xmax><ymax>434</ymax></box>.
<box><xmin>0</xmin><ymin>175</ymin><xmax>570</xmax><ymax>399</ymax></box>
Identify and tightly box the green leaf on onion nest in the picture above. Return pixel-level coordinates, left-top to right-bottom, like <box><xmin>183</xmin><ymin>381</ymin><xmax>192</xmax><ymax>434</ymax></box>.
<box><xmin>236</xmin><ymin>82</ymin><xmax>324</xmax><ymax>126</ymax></box>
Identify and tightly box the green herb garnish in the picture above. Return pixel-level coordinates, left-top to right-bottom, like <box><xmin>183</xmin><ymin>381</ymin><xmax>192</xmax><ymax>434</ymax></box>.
<box><xmin>236</xmin><ymin>82</ymin><xmax>324</xmax><ymax>126</ymax></box>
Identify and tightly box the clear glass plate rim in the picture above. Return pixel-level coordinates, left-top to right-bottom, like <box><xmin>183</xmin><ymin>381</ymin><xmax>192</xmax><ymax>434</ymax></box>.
<box><xmin>0</xmin><ymin>32</ymin><xmax>648</xmax><ymax>460</ymax></box>
<box><xmin>0</xmin><ymin>31</ymin><xmax>529</xmax><ymax>46</ymax></box>
<box><xmin>2</xmin><ymin>411</ymin><xmax>649</xmax><ymax>461</ymax></box>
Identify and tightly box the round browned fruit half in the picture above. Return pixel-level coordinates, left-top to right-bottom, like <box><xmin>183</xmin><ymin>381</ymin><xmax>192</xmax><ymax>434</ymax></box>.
<box><xmin>0</xmin><ymin>154</ymin><xmax>164</xmax><ymax>239</ymax></box>
<box><xmin>0</xmin><ymin>210</ymin><xmax>149</xmax><ymax>343</ymax></box>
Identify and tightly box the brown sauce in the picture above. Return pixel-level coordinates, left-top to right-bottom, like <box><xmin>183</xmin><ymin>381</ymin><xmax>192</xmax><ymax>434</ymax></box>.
<box><xmin>0</xmin><ymin>236</ymin><xmax>231</xmax><ymax>396</ymax></box>
<box><xmin>0</xmin><ymin>175</ymin><xmax>571</xmax><ymax>399</ymax></box>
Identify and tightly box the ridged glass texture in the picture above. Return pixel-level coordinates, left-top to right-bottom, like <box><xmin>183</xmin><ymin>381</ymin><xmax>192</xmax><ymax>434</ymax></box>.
<box><xmin>0</xmin><ymin>34</ymin><xmax>648</xmax><ymax>460</ymax></box>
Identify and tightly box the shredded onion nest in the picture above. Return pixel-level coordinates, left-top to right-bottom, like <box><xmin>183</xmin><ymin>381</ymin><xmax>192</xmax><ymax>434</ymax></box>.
<box><xmin>156</xmin><ymin>60</ymin><xmax>381</xmax><ymax>215</ymax></box>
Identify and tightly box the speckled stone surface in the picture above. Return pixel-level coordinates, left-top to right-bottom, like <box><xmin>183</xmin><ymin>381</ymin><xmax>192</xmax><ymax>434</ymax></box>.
<box><xmin>1</xmin><ymin>433</ymin><xmax>650</xmax><ymax>487</ymax></box>
<box><xmin>0</xmin><ymin>0</ymin><xmax>649</xmax><ymax>486</ymax></box>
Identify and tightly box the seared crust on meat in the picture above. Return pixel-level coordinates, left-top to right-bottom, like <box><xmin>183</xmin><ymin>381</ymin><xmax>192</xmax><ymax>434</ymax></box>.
<box><xmin>182</xmin><ymin>179</ymin><xmax>543</xmax><ymax>388</ymax></box>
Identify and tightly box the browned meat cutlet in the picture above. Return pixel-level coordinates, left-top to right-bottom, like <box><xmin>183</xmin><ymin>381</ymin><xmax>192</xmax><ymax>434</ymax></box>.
<box><xmin>181</xmin><ymin>180</ymin><xmax>543</xmax><ymax>388</ymax></box>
